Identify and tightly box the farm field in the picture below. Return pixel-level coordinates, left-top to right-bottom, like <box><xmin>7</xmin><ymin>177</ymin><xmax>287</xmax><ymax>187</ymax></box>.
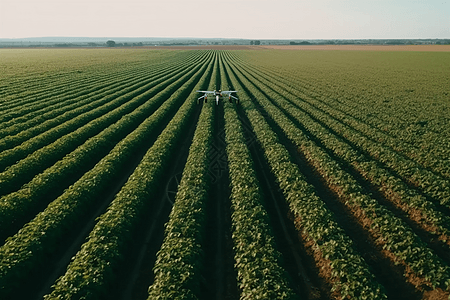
<box><xmin>260</xmin><ymin>44</ymin><xmax>450</xmax><ymax>51</ymax></box>
<box><xmin>0</xmin><ymin>48</ymin><xmax>449</xmax><ymax>300</ymax></box>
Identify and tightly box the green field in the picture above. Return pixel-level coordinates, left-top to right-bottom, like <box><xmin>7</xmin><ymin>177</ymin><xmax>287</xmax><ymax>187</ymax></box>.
<box><xmin>0</xmin><ymin>48</ymin><xmax>449</xmax><ymax>299</ymax></box>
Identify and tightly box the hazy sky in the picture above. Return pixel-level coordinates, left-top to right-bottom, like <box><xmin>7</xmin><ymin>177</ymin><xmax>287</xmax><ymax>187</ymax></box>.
<box><xmin>1</xmin><ymin>0</ymin><xmax>449</xmax><ymax>39</ymax></box>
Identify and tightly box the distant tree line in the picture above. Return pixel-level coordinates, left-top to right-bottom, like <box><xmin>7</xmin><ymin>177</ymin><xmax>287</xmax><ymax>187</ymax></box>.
<box><xmin>289</xmin><ymin>39</ymin><xmax>450</xmax><ymax>45</ymax></box>
<box><xmin>106</xmin><ymin>40</ymin><xmax>144</xmax><ymax>47</ymax></box>
<box><xmin>290</xmin><ymin>41</ymin><xmax>312</xmax><ymax>45</ymax></box>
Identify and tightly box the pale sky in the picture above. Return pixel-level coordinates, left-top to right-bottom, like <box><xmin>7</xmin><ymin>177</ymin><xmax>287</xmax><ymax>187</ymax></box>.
<box><xmin>0</xmin><ymin>0</ymin><xmax>449</xmax><ymax>39</ymax></box>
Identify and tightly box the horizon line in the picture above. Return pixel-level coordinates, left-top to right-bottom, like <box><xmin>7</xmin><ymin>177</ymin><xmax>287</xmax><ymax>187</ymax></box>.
<box><xmin>1</xmin><ymin>36</ymin><xmax>449</xmax><ymax>40</ymax></box>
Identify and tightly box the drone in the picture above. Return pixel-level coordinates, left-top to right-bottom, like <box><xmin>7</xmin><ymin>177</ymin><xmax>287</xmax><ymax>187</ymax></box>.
<box><xmin>196</xmin><ymin>89</ymin><xmax>239</xmax><ymax>105</ymax></box>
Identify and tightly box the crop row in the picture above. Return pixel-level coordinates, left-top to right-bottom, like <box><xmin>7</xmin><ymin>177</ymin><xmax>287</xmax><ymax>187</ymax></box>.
<box><xmin>0</xmin><ymin>55</ymin><xmax>182</xmax><ymax>137</ymax></box>
<box><xmin>228</xmin><ymin>55</ymin><xmax>450</xmax><ymax>249</ymax></box>
<box><xmin>1</xmin><ymin>69</ymin><xmax>110</xmax><ymax>111</ymax></box>
<box><xmin>236</xmin><ymin>52</ymin><xmax>450</xmax><ymax>192</ymax></box>
<box><xmin>272</xmin><ymin>70</ymin><xmax>450</xmax><ymax>208</ymax></box>
<box><xmin>2</xmin><ymin>49</ymin><xmax>448</xmax><ymax>299</ymax></box>
<box><xmin>148</xmin><ymin>54</ymin><xmax>217</xmax><ymax>299</ymax></box>
<box><xmin>0</xmin><ymin>50</ymin><xmax>190</xmax><ymax>111</ymax></box>
<box><xmin>273</xmin><ymin>78</ymin><xmax>450</xmax><ymax>181</ymax></box>
<box><xmin>223</xmin><ymin>52</ymin><xmax>450</xmax><ymax>294</ymax></box>
<box><xmin>43</xmin><ymin>52</ymin><xmax>214</xmax><ymax>300</ymax></box>
<box><xmin>0</xmin><ymin>62</ymin><xmax>130</xmax><ymax>115</ymax></box>
<box><xmin>0</xmin><ymin>59</ymin><xmax>187</xmax><ymax>154</ymax></box>
<box><xmin>0</xmin><ymin>51</ymin><xmax>205</xmax><ymax>147</ymax></box>
<box><xmin>0</xmin><ymin>51</ymin><xmax>210</xmax><ymax>198</ymax></box>
<box><xmin>0</xmin><ymin>51</ymin><xmax>198</xmax><ymax>129</ymax></box>
<box><xmin>0</xmin><ymin>51</ymin><xmax>201</xmax><ymax>136</ymax></box>
<box><xmin>292</xmin><ymin>95</ymin><xmax>450</xmax><ymax>208</ymax></box>
<box><xmin>0</xmin><ymin>52</ymin><xmax>214</xmax><ymax>299</ymax></box>
<box><xmin>222</xmin><ymin>52</ymin><xmax>387</xmax><ymax>300</ymax></box>
<box><xmin>218</xmin><ymin>56</ymin><xmax>297</xmax><ymax>299</ymax></box>
<box><xmin>0</xmin><ymin>52</ymin><xmax>211</xmax><ymax>241</ymax></box>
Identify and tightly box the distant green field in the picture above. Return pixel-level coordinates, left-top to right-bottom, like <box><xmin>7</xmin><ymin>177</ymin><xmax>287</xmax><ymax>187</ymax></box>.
<box><xmin>0</xmin><ymin>48</ymin><xmax>449</xmax><ymax>300</ymax></box>
<box><xmin>242</xmin><ymin>50</ymin><xmax>450</xmax><ymax>164</ymax></box>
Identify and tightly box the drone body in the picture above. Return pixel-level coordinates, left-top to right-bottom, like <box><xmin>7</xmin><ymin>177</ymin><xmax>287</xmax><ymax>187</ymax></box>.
<box><xmin>196</xmin><ymin>89</ymin><xmax>239</xmax><ymax>105</ymax></box>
